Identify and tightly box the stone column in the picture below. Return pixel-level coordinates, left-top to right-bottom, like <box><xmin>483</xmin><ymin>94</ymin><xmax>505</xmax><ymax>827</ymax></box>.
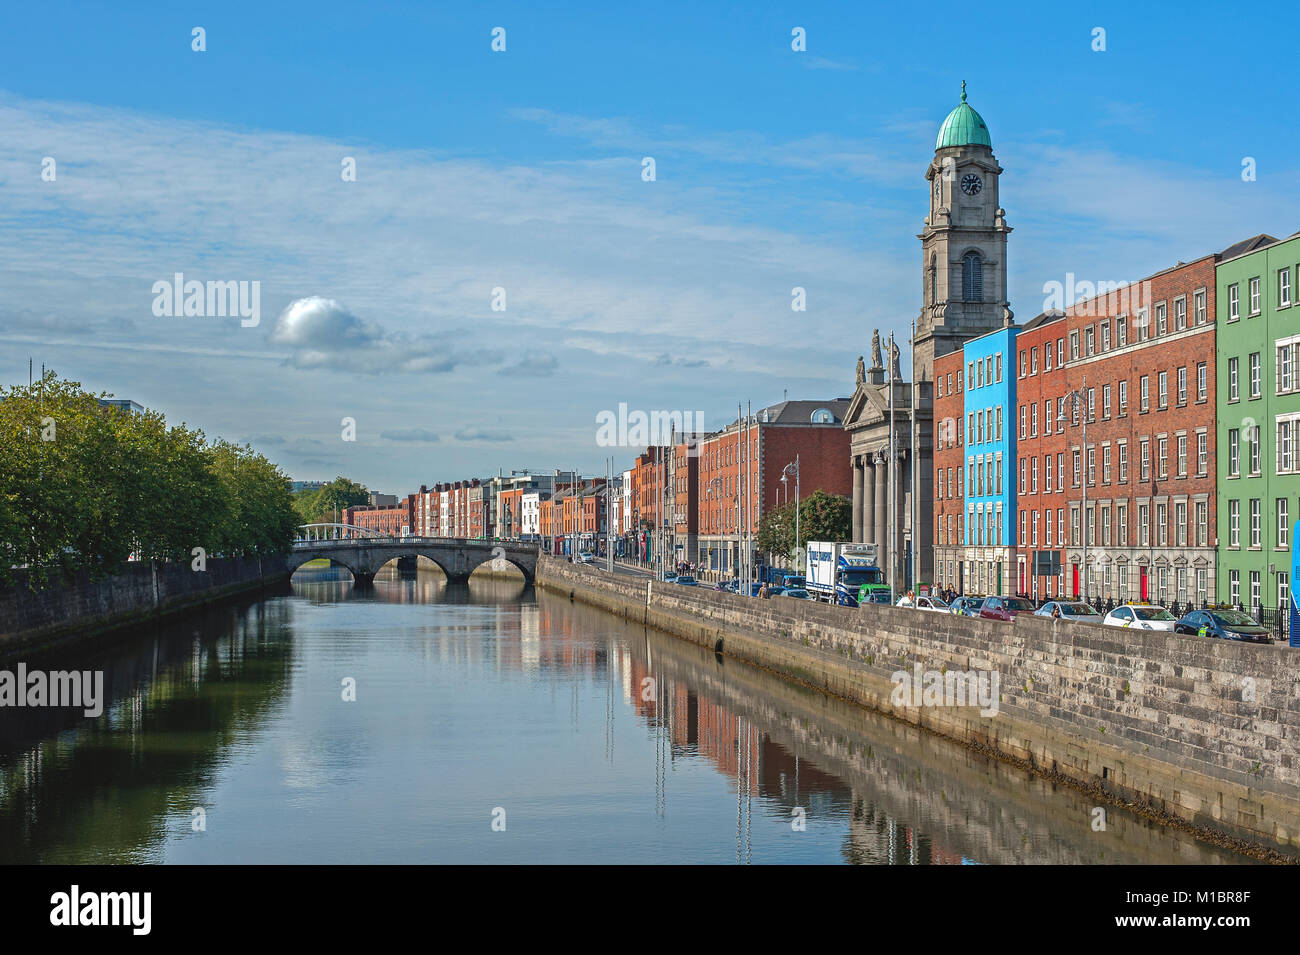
<box><xmin>852</xmin><ymin>458</ymin><xmax>864</xmax><ymax>544</ymax></box>
<box><xmin>862</xmin><ymin>457</ymin><xmax>876</xmax><ymax>544</ymax></box>
<box><xmin>873</xmin><ymin>455</ymin><xmax>886</xmax><ymax>553</ymax></box>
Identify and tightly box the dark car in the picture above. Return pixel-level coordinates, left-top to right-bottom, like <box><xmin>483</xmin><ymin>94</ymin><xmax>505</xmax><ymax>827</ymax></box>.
<box><xmin>674</xmin><ymin>575</ymin><xmax>698</xmax><ymax>586</ymax></box>
<box><xmin>1175</xmin><ymin>608</ymin><xmax>1274</xmax><ymax>644</ymax></box>
<box><xmin>978</xmin><ymin>595</ymin><xmax>1037</xmax><ymax>621</ymax></box>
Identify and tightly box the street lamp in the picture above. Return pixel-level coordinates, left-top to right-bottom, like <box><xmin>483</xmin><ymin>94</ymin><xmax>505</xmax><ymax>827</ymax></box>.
<box><xmin>1058</xmin><ymin>375</ymin><xmax>1090</xmax><ymax>601</ymax></box>
<box><xmin>782</xmin><ymin>456</ymin><xmax>800</xmax><ymax>575</ymax></box>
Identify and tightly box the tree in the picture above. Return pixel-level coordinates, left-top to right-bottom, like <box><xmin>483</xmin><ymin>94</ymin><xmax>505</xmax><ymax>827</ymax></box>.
<box><xmin>293</xmin><ymin>476</ymin><xmax>369</xmax><ymax>526</ymax></box>
<box><xmin>756</xmin><ymin>489</ymin><xmax>852</xmax><ymax>567</ymax></box>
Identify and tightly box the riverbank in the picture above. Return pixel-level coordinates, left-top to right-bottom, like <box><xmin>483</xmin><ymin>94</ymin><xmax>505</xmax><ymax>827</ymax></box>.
<box><xmin>0</xmin><ymin>556</ymin><xmax>291</xmax><ymax>657</ymax></box>
<box><xmin>537</xmin><ymin>555</ymin><xmax>1300</xmax><ymax>858</ymax></box>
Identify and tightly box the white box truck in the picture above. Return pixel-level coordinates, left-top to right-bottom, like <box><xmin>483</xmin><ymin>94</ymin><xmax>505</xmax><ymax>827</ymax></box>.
<box><xmin>805</xmin><ymin>542</ymin><xmax>890</xmax><ymax>606</ymax></box>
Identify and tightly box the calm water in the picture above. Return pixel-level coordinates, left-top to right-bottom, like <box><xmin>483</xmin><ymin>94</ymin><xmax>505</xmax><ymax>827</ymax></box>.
<box><xmin>0</xmin><ymin>568</ymin><xmax>1257</xmax><ymax>864</ymax></box>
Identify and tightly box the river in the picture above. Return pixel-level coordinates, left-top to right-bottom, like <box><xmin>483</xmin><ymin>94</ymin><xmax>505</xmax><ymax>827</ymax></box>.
<box><xmin>0</xmin><ymin>567</ymin><xmax>1257</xmax><ymax>864</ymax></box>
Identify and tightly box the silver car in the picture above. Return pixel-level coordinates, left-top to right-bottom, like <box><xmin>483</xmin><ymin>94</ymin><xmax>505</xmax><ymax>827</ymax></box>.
<box><xmin>1033</xmin><ymin>600</ymin><xmax>1103</xmax><ymax>624</ymax></box>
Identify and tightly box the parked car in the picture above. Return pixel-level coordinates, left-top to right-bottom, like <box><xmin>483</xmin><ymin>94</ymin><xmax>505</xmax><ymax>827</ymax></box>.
<box><xmin>777</xmin><ymin>588</ymin><xmax>812</xmax><ymax>600</ymax></box>
<box><xmin>978</xmin><ymin>595</ymin><xmax>1037</xmax><ymax>621</ymax></box>
<box><xmin>1102</xmin><ymin>604</ymin><xmax>1178</xmax><ymax>631</ymax></box>
<box><xmin>577</xmin><ymin>552</ymin><xmax>596</xmax><ymax>564</ymax></box>
<box><xmin>1175</xmin><ymin>608</ymin><xmax>1273</xmax><ymax>643</ymax></box>
<box><xmin>674</xmin><ymin>575</ymin><xmax>698</xmax><ymax>587</ymax></box>
<box><xmin>713</xmin><ymin>581</ymin><xmax>731</xmax><ymax>592</ymax></box>
<box><xmin>949</xmin><ymin>596</ymin><xmax>985</xmax><ymax>617</ymax></box>
<box><xmin>897</xmin><ymin>594</ymin><xmax>951</xmax><ymax>613</ymax></box>
<box><xmin>1033</xmin><ymin>600</ymin><xmax>1103</xmax><ymax>624</ymax></box>
<box><xmin>663</xmin><ymin>572</ymin><xmax>678</xmax><ymax>583</ymax></box>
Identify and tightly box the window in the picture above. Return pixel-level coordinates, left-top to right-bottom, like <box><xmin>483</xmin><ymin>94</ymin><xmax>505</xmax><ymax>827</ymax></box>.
<box><xmin>962</xmin><ymin>252</ymin><xmax>983</xmax><ymax>302</ymax></box>
<box><xmin>1088</xmin><ymin>447</ymin><xmax>1096</xmax><ymax>486</ymax></box>
<box><xmin>995</xmin><ymin>453</ymin><xmax>1003</xmax><ymax>494</ymax></box>
<box><xmin>1119</xmin><ymin>380</ymin><xmax>1128</xmax><ymax>414</ymax></box>
<box><xmin>996</xmin><ymin>407</ymin><xmax>1003</xmax><ymax>441</ymax></box>
<box><xmin>1136</xmin><ymin>307</ymin><xmax>1149</xmax><ymax>341</ymax></box>
<box><xmin>1197</xmin><ymin>362</ymin><xmax>1207</xmax><ymax>401</ymax></box>
<box><xmin>986</xmin><ymin>356</ymin><xmax>993</xmax><ymax>384</ymax></box>
<box><xmin>996</xmin><ymin>353</ymin><xmax>1003</xmax><ymax>381</ymax></box>
<box><xmin>1249</xmin><ymin>425</ymin><xmax>1261</xmax><ymax>474</ymax></box>
<box><xmin>1158</xmin><ymin>371</ymin><xmax>1168</xmax><ymax>408</ymax></box>
<box><xmin>1031</xmin><ymin>457</ymin><xmax>1038</xmax><ymax>493</ymax></box>
<box><xmin>1197</xmin><ymin>432</ymin><xmax>1207</xmax><ymax>475</ymax></box>
<box><xmin>1057</xmin><ymin>338</ymin><xmax>1064</xmax><ymax>366</ymax></box>
<box><xmin>1158</xmin><ymin>437</ymin><xmax>1168</xmax><ymax>478</ymax></box>
<box><xmin>1117</xmin><ymin>315</ymin><xmax>1127</xmax><ymax>346</ymax></box>
<box><xmin>1103</xmin><ymin>445</ymin><xmax>1112</xmax><ymax>483</ymax></box>
<box><xmin>1157</xmin><ymin>502</ymin><xmax>1168</xmax><ymax>546</ymax></box>
<box><xmin>1280</xmin><ymin>499</ymin><xmax>1290</xmax><ymax>549</ymax></box>
<box><xmin>1101</xmin><ymin>322</ymin><xmax>1111</xmax><ymax>351</ymax></box>
<box><xmin>1019</xmin><ymin>406</ymin><xmax>1026</xmax><ymax>438</ymax></box>
<box><xmin>1118</xmin><ymin>504</ymin><xmax>1128</xmax><ymax>545</ymax></box>
<box><xmin>1279</xmin><ymin>420</ymin><xmax>1293</xmax><ymax>473</ymax></box>
<box><xmin>1030</xmin><ymin>349</ymin><xmax>1037</xmax><ymax>375</ymax></box>
<box><xmin>1230</xmin><ymin>570</ymin><xmax>1240</xmax><ymax>606</ymax></box>
<box><xmin>1250</xmin><ymin>499</ymin><xmax>1261</xmax><ymax>547</ymax></box>
<box><xmin>1229</xmin><ymin>356</ymin><xmax>1239</xmax><ymax>401</ymax></box>
<box><xmin>1031</xmin><ymin>403</ymin><xmax>1038</xmax><ymax>436</ymax></box>
<box><xmin>1140</xmin><ymin>439</ymin><xmax>1150</xmax><ymax>481</ymax></box>
<box><xmin>1045</xmin><ymin>455</ymin><xmax>1053</xmax><ymax>493</ymax></box>
<box><xmin>1138</xmin><ymin>504</ymin><xmax>1150</xmax><ymax>546</ymax></box>
<box><xmin>1177</xmin><ymin>435</ymin><xmax>1187</xmax><ymax>477</ymax></box>
<box><xmin>1250</xmin><ymin>352</ymin><xmax>1261</xmax><ymax>398</ymax></box>
<box><xmin>1070</xmin><ymin>331</ymin><xmax>1079</xmax><ymax>360</ymax></box>
<box><xmin>1156</xmin><ymin>302</ymin><xmax>1167</xmax><ymax>335</ymax></box>
<box><xmin>1103</xmin><ymin>384</ymin><xmax>1112</xmax><ymax>419</ymax></box>
<box><xmin>1140</xmin><ymin>376</ymin><xmax>1149</xmax><ymax>412</ymax></box>
<box><xmin>1044</xmin><ymin>344</ymin><xmax>1052</xmax><ymax>371</ymax></box>
<box><xmin>1196</xmin><ymin>502</ymin><xmax>1207</xmax><ymax>546</ymax></box>
<box><xmin>967</xmin><ymin>362</ymin><xmax>974</xmax><ymax>389</ymax></box>
<box><xmin>1086</xmin><ymin>326</ymin><xmax>1095</xmax><ymax>355</ymax></box>
<box><xmin>1250</xmin><ymin>276</ymin><xmax>1261</xmax><ymax>314</ymax></box>
<box><xmin>1073</xmin><ymin>450</ymin><xmax>1081</xmax><ymax>487</ymax></box>
<box><xmin>1281</xmin><ymin>343</ymin><xmax>1295</xmax><ymax>394</ymax></box>
<box><xmin>1118</xmin><ymin>442</ymin><xmax>1128</xmax><ymax>483</ymax></box>
<box><xmin>1229</xmin><ymin>283</ymin><xmax>1240</xmax><ymax>321</ymax></box>
<box><xmin>1228</xmin><ymin>428</ymin><xmax>1239</xmax><ymax>476</ymax></box>
<box><xmin>1194</xmin><ymin>289</ymin><xmax>1207</xmax><ymax>325</ymax></box>
<box><xmin>1282</xmin><ymin>268</ymin><xmax>1293</xmax><ymax>308</ymax></box>
<box><xmin>1057</xmin><ymin>453</ymin><xmax>1064</xmax><ymax>491</ymax></box>
<box><xmin>1177</xmin><ymin>367</ymin><xmax>1187</xmax><ymax>405</ymax></box>
<box><xmin>1174</xmin><ymin>297</ymin><xmax>1187</xmax><ymax>331</ymax></box>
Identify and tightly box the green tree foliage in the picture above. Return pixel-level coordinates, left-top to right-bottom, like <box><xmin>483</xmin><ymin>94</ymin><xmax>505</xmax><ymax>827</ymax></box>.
<box><xmin>756</xmin><ymin>489</ymin><xmax>852</xmax><ymax>564</ymax></box>
<box><xmin>0</xmin><ymin>371</ymin><xmax>299</xmax><ymax>587</ymax></box>
<box><xmin>291</xmin><ymin>476</ymin><xmax>370</xmax><ymax>526</ymax></box>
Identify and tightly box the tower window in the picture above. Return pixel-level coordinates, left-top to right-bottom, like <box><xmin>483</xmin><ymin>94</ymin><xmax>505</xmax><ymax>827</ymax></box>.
<box><xmin>962</xmin><ymin>252</ymin><xmax>983</xmax><ymax>302</ymax></box>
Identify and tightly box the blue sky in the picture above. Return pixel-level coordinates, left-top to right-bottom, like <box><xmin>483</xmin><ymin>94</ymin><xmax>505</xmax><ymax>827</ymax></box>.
<box><xmin>1</xmin><ymin>1</ymin><xmax>1297</xmax><ymax>492</ymax></box>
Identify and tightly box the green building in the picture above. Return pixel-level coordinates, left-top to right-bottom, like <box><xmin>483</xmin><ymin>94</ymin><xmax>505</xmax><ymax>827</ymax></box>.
<box><xmin>1216</xmin><ymin>231</ymin><xmax>1300</xmax><ymax>611</ymax></box>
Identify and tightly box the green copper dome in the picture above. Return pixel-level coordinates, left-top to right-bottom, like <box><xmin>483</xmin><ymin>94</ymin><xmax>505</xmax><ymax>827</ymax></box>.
<box><xmin>936</xmin><ymin>82</ymin><xmax>991</xmax><ymax>150</ymax></box>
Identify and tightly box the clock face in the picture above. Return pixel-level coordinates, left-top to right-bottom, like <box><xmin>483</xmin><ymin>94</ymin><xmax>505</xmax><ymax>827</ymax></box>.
<box><xmin>960</xmin><ymin>174</ymin><xmax>983</xmax><ymax>196</ymax></box>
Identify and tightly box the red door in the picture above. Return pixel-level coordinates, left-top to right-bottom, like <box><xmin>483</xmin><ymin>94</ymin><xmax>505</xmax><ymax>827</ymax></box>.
<box><xmin>1072</xmin><ymin>564</ymin><xmax>1080</xmax><ymax>598</ymax></box>
<box><xmin>1140</xmin><ymin>567</ymin><xmax>1148</xmax><ymax>601</ymax></box>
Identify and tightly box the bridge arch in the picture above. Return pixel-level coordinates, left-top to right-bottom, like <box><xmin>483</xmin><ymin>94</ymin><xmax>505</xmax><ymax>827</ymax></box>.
<box><xmin>286</xmin><ymin>538</ymin><xmax>538</xmax><ymax>587</ymax></box>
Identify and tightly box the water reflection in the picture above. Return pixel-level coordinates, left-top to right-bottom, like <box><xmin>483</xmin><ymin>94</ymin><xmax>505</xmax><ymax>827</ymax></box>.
<box><xmin>0</xmin><ymin>569</ymin><xmax>1259</xmax><ymax>864</ymax></box>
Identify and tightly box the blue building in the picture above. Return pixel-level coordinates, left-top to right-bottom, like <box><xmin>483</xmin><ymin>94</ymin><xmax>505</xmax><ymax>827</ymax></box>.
<box><xmin>962</xmin><ymin>326</ymin><xmax>1018</xmax><ymax>596</ymax></box>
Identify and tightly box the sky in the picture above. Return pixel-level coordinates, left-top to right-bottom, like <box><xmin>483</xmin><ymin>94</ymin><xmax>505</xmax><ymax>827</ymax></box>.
<box><xmin>1</xmin><ymin>1</ymin><xmax>1297</xmax><ymax>494</ymax></box>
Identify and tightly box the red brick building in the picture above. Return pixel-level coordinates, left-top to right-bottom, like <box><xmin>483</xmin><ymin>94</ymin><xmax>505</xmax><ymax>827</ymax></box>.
<box><xmin>1054</xmin><ymin>254</ymin><xmax>1219</xmax><ymax>605</ymax></box>
<box><xmin>695</xmin><ymin>399</ymin><xmax>852</xmax><ymax>576</ymax></box>
<box><xmin>344</xmin><ymin>495</ymin><xmax>415</xmax><ymax>537</ymax></box>
<box><xmin>1013</xmin><ymin>311</ymin><xmax>1070</xmax><ymax>599</ymax></box>
<box><xmin>932</xmin><ymin>349</ymin><xmax>966</xmax><ymax>592</ymax></box>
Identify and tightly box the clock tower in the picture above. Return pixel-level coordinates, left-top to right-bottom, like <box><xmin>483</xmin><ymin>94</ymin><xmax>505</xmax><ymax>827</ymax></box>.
<box><xmin>915</xmin><ymin>82</ymin><xmax>1012</xmax><ymax>381</ymax></box>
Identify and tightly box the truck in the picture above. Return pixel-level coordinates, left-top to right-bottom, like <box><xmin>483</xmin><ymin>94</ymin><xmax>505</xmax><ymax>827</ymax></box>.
<box><xmin>805</xmin><ymin>542</ymin><xmax>890</xmax><ymax>607</ymax></box>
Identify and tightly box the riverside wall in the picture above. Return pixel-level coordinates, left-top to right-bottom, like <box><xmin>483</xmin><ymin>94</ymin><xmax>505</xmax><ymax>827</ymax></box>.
<box><xmin>537</xmin><ymin>555</ymin><xmax>1300</xmax><ymax>855</ymax></box>
<box><xmin>0</xmin><ymin>556</ymin><xmax>291</xmax><ymax>654</ymax></box>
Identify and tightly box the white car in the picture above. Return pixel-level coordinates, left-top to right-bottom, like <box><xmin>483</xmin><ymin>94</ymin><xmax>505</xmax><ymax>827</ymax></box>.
<box><xmin>896</xmin><ymin>594</ymin><xmax>951</xmax><ymax>613</ymax></box>
<box><xmin>1103</xmin><ymin>604</ymin><xmax>1178</xmax><ymax>631</ymax></box>
<box><xmin>1034</xmin><ymin>600</ymin><xmax>1103</xmax><ymax>624</ymax></box>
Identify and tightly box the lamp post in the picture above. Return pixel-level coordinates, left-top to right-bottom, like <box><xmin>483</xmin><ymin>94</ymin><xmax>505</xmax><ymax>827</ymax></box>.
<box><xmin>782</xmin><ymin>457</ymin><xmax>800</xmax><ymax>574</ymax></box>
<box><xmin>1058</xmin><ymin>375</ymin><xmax>1090</xmax><ymax>601</ymax></box>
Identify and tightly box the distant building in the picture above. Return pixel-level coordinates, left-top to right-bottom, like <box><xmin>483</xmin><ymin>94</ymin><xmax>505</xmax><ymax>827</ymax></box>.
<box><xmin>289</xmin><ymin>480</ymin><xmax>325</xmax><ymax>493</ymax></box>
<box><xmin>98</xmin><ymin>398</ymin><xmax>144</xmax><ymax>414</ymax></box>
<box><xmin>369</xmin><ymin>492</ymin><xmax>398</xmax><ymax>507</ymax></box>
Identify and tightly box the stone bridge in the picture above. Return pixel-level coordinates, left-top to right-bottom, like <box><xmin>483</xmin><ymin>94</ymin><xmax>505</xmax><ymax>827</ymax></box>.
<box><xmin>288</xmin><ymin>536</ymin><xmax>539</xmax><ymax>587</ymax></box>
